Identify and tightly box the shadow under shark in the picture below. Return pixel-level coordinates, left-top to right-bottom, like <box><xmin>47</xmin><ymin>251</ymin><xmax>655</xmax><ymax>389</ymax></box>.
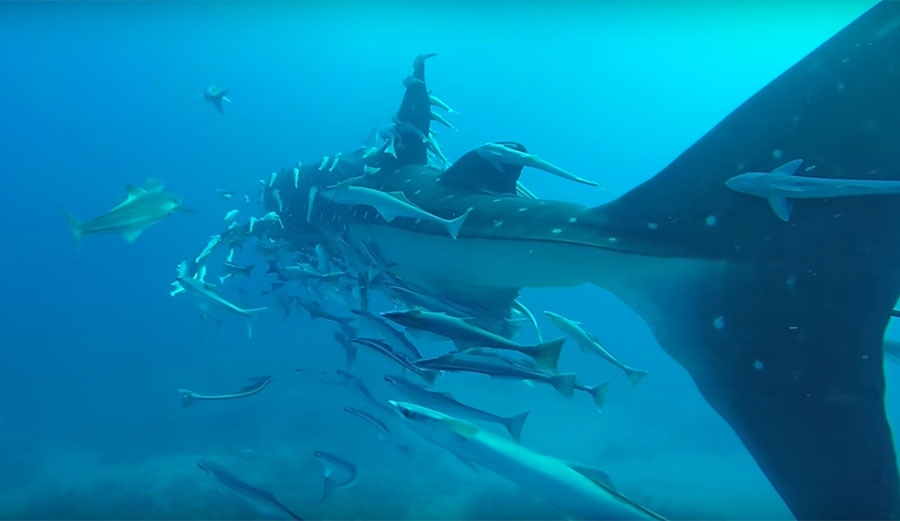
<box><xmin>196</xmin><ymin>3</ymin><xmax>900</xmax><ymax>519</ymax></box>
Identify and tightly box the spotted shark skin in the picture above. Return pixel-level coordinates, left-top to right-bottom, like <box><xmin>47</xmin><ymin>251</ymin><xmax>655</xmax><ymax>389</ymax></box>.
<box><xmin>248</xmin><ymin>4</ymin><xmax>900</xmax><ymax>518</ymax></box>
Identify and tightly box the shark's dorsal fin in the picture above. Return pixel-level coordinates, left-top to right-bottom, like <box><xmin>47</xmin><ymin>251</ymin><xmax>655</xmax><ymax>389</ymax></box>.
<box><xmin>124</xmin><ymin>184</ymin><xmax>145</xmax><ymax>198</ymax></box>
<box><xmin>439</xmin><ymin>142</ymin><xmax>527</xmax><ymax>195</ymax></box>
<box><xmin>386</xmin><ymin>191</ymin><xmax>418</xmax><ymax>207</ymax></box>
<box><xmin>141</xmin><ymin>178</ymin><xmax>166</xmax><ymax>192</ymax></box>
<box><xmin>771</xmin><ymin>159</ymin><xmax>804</xmax><ymax>176</ymax></box>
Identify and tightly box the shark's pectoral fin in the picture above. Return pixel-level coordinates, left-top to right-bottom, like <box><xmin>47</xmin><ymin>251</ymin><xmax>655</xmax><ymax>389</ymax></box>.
<box><xmin>588</xmin><ymin>3</ymin><xmax>900</xmax><ymax>518</ymax></box>
<box><xmin>767</xmin><ymin>196</ymin><xmax>791</xmax><ymax>222</ymax></box>
<box><xmin>122</xmin><ymin>229</ymin><xmax>144</xmax><ymax>243</ymax></box>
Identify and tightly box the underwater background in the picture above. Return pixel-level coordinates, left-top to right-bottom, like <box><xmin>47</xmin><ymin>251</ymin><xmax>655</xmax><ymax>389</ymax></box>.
<box><xmin>0</xmin><ymin>1</ymin><xmax>894</xmax><ymax>519</ymax></box>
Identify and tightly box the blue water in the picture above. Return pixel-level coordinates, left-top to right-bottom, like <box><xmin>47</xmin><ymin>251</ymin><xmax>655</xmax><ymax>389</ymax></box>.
<box><xmin>0</xmin><ymin>2</ymin><xmax>894</xmax><ymax>519</ymax></box>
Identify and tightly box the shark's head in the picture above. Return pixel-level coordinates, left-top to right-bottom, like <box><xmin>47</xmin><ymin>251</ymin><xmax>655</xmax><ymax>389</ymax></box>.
<box><xmin>724</xmin><ymin>172</ymin><xmax>767</xmax><ymax>196</ymax></box>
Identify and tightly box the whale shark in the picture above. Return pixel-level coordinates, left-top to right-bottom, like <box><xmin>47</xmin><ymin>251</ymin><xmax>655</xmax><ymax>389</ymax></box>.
<box><xmin>190</xmin><ymin>3</ymin><xmax>900</xmax><ymax>519</ymax></box>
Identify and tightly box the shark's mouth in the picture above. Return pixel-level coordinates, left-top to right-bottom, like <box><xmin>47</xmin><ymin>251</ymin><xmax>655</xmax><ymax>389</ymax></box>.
<box><xmin>177</xmin><ymin>3</ymin><xmax>900</xmax><ymax>519</ymax></box>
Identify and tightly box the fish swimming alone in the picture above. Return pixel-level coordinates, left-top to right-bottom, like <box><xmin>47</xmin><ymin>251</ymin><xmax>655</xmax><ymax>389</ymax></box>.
<box><xmin>725</xmin><ymin>159</ymin><xmax>900</xmax><ymax>222</ymax></box>
<box><xmin>197</xmin><ymin>459</ymin><xmax>302</xmax><ymax>520</ymax></box>
<box><xmin>203</xmin><ymin>85</ymin><xmax>231</xmax><ymax>114</ymax></box>
<box><xmin>381</xmin><ymin>309</ymin><xmax>565</xmax><ymax>369</ymax></box>
<box><xmin>384</xmin><ymin>374</ymin><xmax>530</xmax><ymax>442</ymax></box>
<box><xmin>389</xmin><ymin>401</ymin><xmax>663</xmax><ymax>520</ymax></box>
<box><xmin>312</xmin><ymin>450</ymin><xmax>359</xmax><ymax>501</ymax></box>
<box><xmin>190</xmin><ymin>5</ymin><xmax>900</xmax><ymax>518</ymax></box>
<box><xmin>544</xmin><ymin>310</ymin><xmax>648</xmax><ymax>386</ymax></box>
<box><xmin>62</xmin><ymin>178</ymin><xmax>192</xmax><ymax>249</ymax></box>
<box><xmin>178</xmin><ymin>376</ymin><xmax>275</xmax><ymax>407</ymax></box>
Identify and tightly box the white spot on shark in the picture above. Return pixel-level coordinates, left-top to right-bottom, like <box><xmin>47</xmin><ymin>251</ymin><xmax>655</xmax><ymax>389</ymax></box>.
<box><xmin>772</xmin><ymin>149</ymin><xmax>783</xmax><ymax>159</ymax></box>
<box><xmin>713</xmin><ymin>316</ymin><xmax>725</xmax><ymax>329</ymax></box>
<box><xmin>493</xmin><ymin>220</ymin><xmax>504</xmax><ymax>228</ymax></box>
<box><xmin>568</xmin><ymin>217</ymin><xmax>577</xmax><ymax>223</ymax></box>
<box><xmin>647</xmin><ymin>222</ymin><xmax>658</xmax><ymax>230</ymax></box>
<box><xmin>551</xmin><ymin>228</ymin><xmax>562</xmax><ymax>234</ymax></box>
<box><xmin>493</xmin><ymin>198</ymin><xmax>503</xmax><ymax>203</ymax></box>
<box><xmin>705</xmin><ymin>215</ymin><xmax>717</xmax><ymax>227</ymax></box>
<box><xmin>518</xmin><ymin>207</ymin><xmax>528</xmax><ymax>212</ymax></box>
<box><xmin>414</xmin><ymin>189</ymin><xmax>422</xmax><ymax>195</ymax></box>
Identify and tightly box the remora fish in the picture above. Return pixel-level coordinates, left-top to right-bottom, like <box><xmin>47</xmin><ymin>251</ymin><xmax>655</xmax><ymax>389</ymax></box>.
<box><xmin>349</xmin><ymin>337</ymin><xmax>438</xmax><ymax>385</ymax></box>
<box><xmin>725</xmin><ymin>159</ymin><xmax>900</xmax><ymax>222</ymax></box>
<box><xmin>476</xmin><ymin>142</ymin><xmax>601</xmax><ymax>188</ymax></box>
<box><xmin>384</xmin><ymin>374</ymin><xmax>530</xmax><ymax>442</ymax></box>
<box><xmin>414</xmin><ymin>350</ymin><xmax>578</xmax><ymax>398</ymax></box>
<box><xmin>173</xmin><ymin>261</ymin><xmax>267</xmax><ymax>338</ymax></box>
<box><xmin>312</xmin><ymin>450</ymin><xmax>358</xmax><ymax>501</ymax></box>
<box><xmin>349</xmin><ymin>309</ymin><xmax>422</xmax><ymax>359</ymax></box>
<box><xmin>389</xmin><ymin>401</ymin><xmax>663</xmax><ymax>521</ymax></box>
<box><xmin>544</xmin><ymin>311</ymin><xmax>648</xmax><ymax>386</ymax></box>
<box><xmin>319</xmin><ymin>184</ymin><xmax>470</xmax><ymax>239</ymax></box>
<box><xmin>61</xmin><ymin>179</ymin><xmax>193</xmax><ymax>248</ymax></box>
<box><xmin>196</xmin><ymin>459</ymin><xmax>303</xmax><ymax>520</ymax></box>
<box><xmin>381</xmin><ymin>309</ymin><xmax>565</xmax><ymax>369</ymax></box>
<box><xmin>178</xmin><ymin>376</ymin><xmax>274</xmax><ymax>407</ymax></box>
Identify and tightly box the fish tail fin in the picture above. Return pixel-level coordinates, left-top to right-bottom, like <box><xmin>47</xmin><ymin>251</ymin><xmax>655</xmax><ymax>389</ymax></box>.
<box><xmin>529</xmin><ymin>336</ymin><xmax>566</xmax><ymax>370</ymax></box>
<box><xmin>418</xmin><ymin>369</ymin><xmax>439</xmax><ymax>386</ymax></box>
<box><xmin>321</xmin><ymin>477</ymin><xmax>333</xmax><ymax>502</ymax></box>
<box><xmin>61</xmin><ymin>204</ymin><xmax>83</xmax><ymax>251</ymax></box>
<box><xmin>503</xmin><ymin>411</ymin><xmax>530</xmax><ymax>442</ymax></box>
<box><xmin>244</xmin><ymin>264</ymin><xmax>255</xmax><ymax>277</ymax></box>
<box><xmin>581</xmin><ymin>5</ymin><xmax>900</xmax><ymax>517</ymax></box>
<box><xmin>212</xmin><ymin>90</ymin><xmax>228</xmax><ymax>114</ymax></box>
<box><xmin>623</xmin><ymin>366</ymin><xmax>648</xmax><ymax>387</ymax></box>
<box><xmin>243</xmin><ymin>307</ymin><xmax>268</xmax><ymax>339</ymax></box>
<box><xmin>266</xmin><ymin>260</ymin><xmax>281</xmax><ymax>275</ymax></box>
<box><xmin>549</xmin><ymin>372</ymin><xmax>576</xmax><ymax>398</ymax></box>
<box><xmin>445</xmin><ymin>210</ymin><xmax>470</xmax><ymax>239</ymax></box>
<box><xmin>178</xmin><ymin>389</ymin><xmax>194</xmax><ymax>408</ymax></box>
<box><xmin>586</xmin><ymin>381</ymin><xmax>610</xmax><ymax>412</ymax></box>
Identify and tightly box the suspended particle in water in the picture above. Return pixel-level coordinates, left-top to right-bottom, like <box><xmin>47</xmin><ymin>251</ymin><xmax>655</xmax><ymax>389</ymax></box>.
<box><xmin>705</xmin><ymin>215</ymin><xmax>717</xmax><ymax>227</ymax></box>
<box><xmin>753</xmin><ymin>360</ymin><xmax>764</xmax><ymax>371</ymax></box>
<box><xmin>713</xmin><ymin>315</ymin><xmax>725</xmax><ymax>330</ymax></box>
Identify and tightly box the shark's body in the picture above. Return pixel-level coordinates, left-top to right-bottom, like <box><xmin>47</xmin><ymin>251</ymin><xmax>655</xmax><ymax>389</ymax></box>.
<box><xmin>212</xmin><ymin>5</ymin><xmax>900</xmax><ymax>518</ymax></box>
<box><xmin>62</xmin><ymin>179</ymin><xmax>189</xmax><ymax>248</ymax></box>
<box><xmin>389</xmin><ymin>401</ymin><xmax>664</xmax><ymax>521</ymax></box>
<box><xmin>197</xmin><ymin>459</ymin><xmax>302</xmax><ymax>520</ymax></box>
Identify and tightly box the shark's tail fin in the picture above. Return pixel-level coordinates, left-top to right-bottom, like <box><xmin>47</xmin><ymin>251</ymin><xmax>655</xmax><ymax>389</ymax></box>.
<box><xmin>501</xmin><ymin>411</ymin><xmax>530</xmax><ymax>443</ymax></box>
<box><xmin>527</xmin><ymin>336</ymin><xmax>566</xmax><ymax>370</ymax></box>
<box><xmin>178</xmin><ymin>389</ymin><xmax>194</xmax><ymax>408</ymax></box>
<box><xmin>582</xmin><ymin>4</ymin><xmax>900</xmax><ymax>519</ymax></box>
<box><xmin>60</xmin><ymin>204</ymin><xmax>83</xmax><ymax>251</ymax></box>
